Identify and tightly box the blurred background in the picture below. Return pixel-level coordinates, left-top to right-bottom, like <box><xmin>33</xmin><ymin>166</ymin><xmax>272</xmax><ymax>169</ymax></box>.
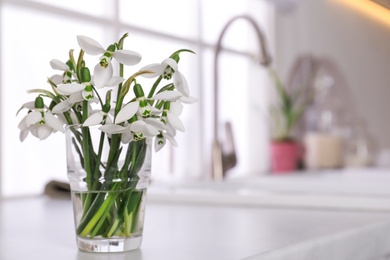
<box><xmin>1</xmin><ymin>0</ymin><xmax>390</xmax><ymax>197</ymax></box>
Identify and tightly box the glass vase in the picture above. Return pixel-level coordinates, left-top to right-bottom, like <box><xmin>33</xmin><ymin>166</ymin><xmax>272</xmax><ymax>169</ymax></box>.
<box><xmin>65</xmin><ymin>124</ymin><xmax>152</xmax><ymax>253</ymax></box>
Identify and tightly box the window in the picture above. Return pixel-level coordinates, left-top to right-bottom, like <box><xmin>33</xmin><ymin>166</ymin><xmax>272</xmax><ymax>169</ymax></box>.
<box><xmin>0</xmin><ymin>0</ymin><xmax>273</xmax><ymax>197</ymax></box>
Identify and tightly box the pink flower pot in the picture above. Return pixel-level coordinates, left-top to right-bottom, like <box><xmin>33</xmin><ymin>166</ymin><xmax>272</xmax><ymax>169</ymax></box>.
<box><xmin>270</xmin><ymin>141</ymin><xmax>300</xmax><ymax>173</ymax></box>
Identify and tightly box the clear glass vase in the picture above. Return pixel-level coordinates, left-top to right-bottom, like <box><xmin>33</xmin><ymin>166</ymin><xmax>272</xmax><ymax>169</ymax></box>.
<box><xmin>66</xmin><ymin>124</ymin><xmax>152</xmax><ymax>253</ymax></box>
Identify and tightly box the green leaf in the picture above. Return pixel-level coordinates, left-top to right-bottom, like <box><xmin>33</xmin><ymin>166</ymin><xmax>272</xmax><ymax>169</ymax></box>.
<box><xmin>27</xmin><ymin>89</ymin><xmax>57</xmax><ymax>100</ymax></box>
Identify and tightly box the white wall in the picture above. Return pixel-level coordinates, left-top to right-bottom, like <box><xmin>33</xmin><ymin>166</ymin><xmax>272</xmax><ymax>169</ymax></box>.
<box><xmin>273</xmin><ymin>0</ymin><xmax>390</xmax><ymax>151</ymax></box>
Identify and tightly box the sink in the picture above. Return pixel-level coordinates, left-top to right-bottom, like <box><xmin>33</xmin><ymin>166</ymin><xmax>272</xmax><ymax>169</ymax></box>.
<box><xmin>147</xmin><ymin>168</ymin><xmax>390</xmax><ymax>212</ymax></box>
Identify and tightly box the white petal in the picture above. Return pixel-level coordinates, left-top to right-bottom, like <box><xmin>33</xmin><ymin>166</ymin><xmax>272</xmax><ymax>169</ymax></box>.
<box><xmin>154</xmin><ymin>137</ymin><xmax>165</xmax><ymax>152</ymax></box>
<box><xmin>113</xmin><ymin>50</ymin><xmax>142</xmax><ymax>66</ymax></box>
<box><xmin>83</xmin><ymin>112</ymin><xmax>104</xmax><ymax>126</ymax></box>
<box><xmin>22</xmin><ymin>101</ymin><xmax>36</xmax><ymax>110</ymax></box>
<box><xmin>148</xmin><ymin>106</ymin><xmax>161</xmax><ymax>114</ymax></box>
<box><xmin>49</xmin><ymin>74</ymin><xmax>64</xmax><ymax>85</ymax></box>
<box><xmin>57</xmin><ymin>83</ymin><xmax>85</xmax><ymax>95</ymax></box>
<box><xmin>150</xmin><ymin>91</ymin><xmax>182</xmax><ymax>101</ymax></box>
<box><xmin>173</xmin><ymin>71</ymin><xmax>189</xmax><ymax>97</ymax></box>
<box><xmin>115</xmin><ymin>102</ymin><xmax>139</xmax><ymax>124</ymax></box>
<box><xmin>179</xmin><ymin>95</ymin><xmax>198</xmax><ymax>104</ymax></box>
<box><xmin>165</xmin><ymin>123</ymin><xmax>176</xmax><ymax>136</ymax></box>
<box><xmin>167</xmin><ymin>112</ymin><xmax>185</xmax><ymax>132</ymax></box>
<box><xmin>130</xmin><ymin>120</ymin><xmax>146</xmax><ymax>133</ymax></box>
<box><xmin>77</xmin><ymin>35</ymin><xmax>105</xmax><ymax>55</ymax></box>
<box><xmin>50</xmin><ymin>59</ymin><xmax>69</xmax><ymax>71</ymax></box>
<box><xmin>106</xmin><ymin>76</ymin><xmax>124</xmax><ymax>87</ymax></box>
<box><xmin>20</xmin><ymin>129</ymin><xmax>29</xmax><ymax>142</ymax></box>
<box><xmin>164</xmin><ymin>132</ymin><xmax>178</xmax><ymax>146</ymax></box>
<box><xmin>121</xmin><ymin>132</ymin><xmax>133</xmax><ymax>143</ymax></box>
<box><xmin>25</xmin><ymin>111</ymin><xmax>42</xmax><ymax>127</ymax></box>
<box><xmin>170</xmin><ymin>102</ymin><xmax>183</xmax><ymax>115</ymax></box>
<box><xmin>68</xmin><ymin>92</ymin><xmax>84</xmax><ymax>104</ymax></box>
<box><xmin>105</xmin><ymin>116</ymin><xmax>113</xmax><ymax>124</ymax></box>
<box><xmin>37</xmin><ymin>125</ymin><xmax>52</xmax><ymax>140</ymax></box>
<box><xmin>18</xmin><ymin>117</ymin><xmax>28</xmax><ymax>131</ymax></box>
<box><xmin>139</xmin><ymin>64</ymin><xmax>164</xmax><ymax>78</ymax></box>
<box><xmin>29</xmin><ymin>125</ymin><xmax>39</xmax><ymax>138</ymax></box>
<box><xmin>144</xmin><ymin>124</ymin><xmax>159</xmax><ymax>136</ymax></box>
<box><xmin>44</xmin><ymin>112</ymin><xmax>65</xmax><ymax>133</ymax></box>
<box><xmin>144</xmin><ymin>118</ymin><xmax>167</xmax><ymax>131</ymax></box>
<box><xmin>93</xmin><ymin>63</ymin><xmax>113</xmax><ymax>88</ymax></box>
<box><xmin>52</xmin><ymin>100</ymin><xmax>71</xmax><ymax>113</ymax></box>
<box><xmin>99</xmin><ymin>124</ymin><xmax>127</xmax><ymax>134</ymax></box>
<box><xmin>162</xmin><ymin>58</ymin><xmax>178</xmax><ymax>71</ymax></box>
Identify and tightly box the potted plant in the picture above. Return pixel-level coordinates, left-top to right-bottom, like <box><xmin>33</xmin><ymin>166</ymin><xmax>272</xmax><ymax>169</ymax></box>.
<box><xmin>268</xmin><ymin>68</ymin><xmax>311</xmax><ymax>173</ymax></box>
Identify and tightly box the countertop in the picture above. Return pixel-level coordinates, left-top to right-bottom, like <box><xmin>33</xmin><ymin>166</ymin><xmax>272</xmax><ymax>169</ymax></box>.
<box><xmin>2</xmin><ymin>195</ymin><xmax>390</xmax><ymax>260</ymax></box>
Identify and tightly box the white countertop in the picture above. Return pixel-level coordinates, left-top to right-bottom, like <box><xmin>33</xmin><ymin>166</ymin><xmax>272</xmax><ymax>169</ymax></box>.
<box><xmin>148</xmin><ymin>168</ymin><xmax>390</xmax><ymax>211</ymax></box>
<box><xmin>2</xmin><ymin>196</ymin><xmax>390</xmax><ymax>260</ymax></box>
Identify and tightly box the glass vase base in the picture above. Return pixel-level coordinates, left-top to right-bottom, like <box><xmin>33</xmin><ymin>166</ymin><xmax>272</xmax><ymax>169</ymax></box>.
<box><xmin>77</xmin><ymin>235</ymin><xmax>142</xmax><ymax>253</ymax></box>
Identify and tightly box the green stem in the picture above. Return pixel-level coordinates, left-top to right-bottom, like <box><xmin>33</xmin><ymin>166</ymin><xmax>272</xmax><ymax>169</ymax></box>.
<box><xmin>81</xmin><ymin>101</ymin><xmax>91</xmax><ymax>187</ymax></box>
<box><xmin>127</xmin><ymin>191</ymin><xmax>143</xmax><ymax>234</ymax></box>
<box><xmin>147</xmin><ymin>75</ymin><xmax>162</xmax><ymax>99</ymax></box>
<box><xmin>80</xmin><ymin>189</ymin><xmax>119</xmax><ymax>237</ymax></box>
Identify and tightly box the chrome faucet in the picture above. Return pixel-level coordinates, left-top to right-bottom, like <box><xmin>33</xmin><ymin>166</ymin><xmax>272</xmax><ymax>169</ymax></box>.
<box><xmin>213</xmin><ymin>14</ymin><xmax>272</xmax><ymax>181</ymax></box>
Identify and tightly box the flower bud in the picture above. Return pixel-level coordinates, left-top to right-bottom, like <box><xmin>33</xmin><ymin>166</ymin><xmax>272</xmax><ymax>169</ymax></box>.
<box><xmin>80</xmin><ymin>67</ymin><xmax>91</xmax><ymax>83</ymax></box>
<box><xmin>34</xmin><ymin>96</ymin><xmax>44</xmax><ymax>109</ymax></box>
<box><xmin>133</xmin><ymin>84</ymin><xmax>145</xmax><ymax>98</ymax></box>
<box><xmin>66</xmin><ymin>60</ymin><xmax>74</xmax><ymax>70</ymax></box>
<box><xmin>102</xmin><ymin>103</ymin><xmax>110</xmax><ymax>113</ymax></box>
<box><xmin>105</xmin><ymin>90</ymin><xmax>112</xmax><ymax>105</ymax></box>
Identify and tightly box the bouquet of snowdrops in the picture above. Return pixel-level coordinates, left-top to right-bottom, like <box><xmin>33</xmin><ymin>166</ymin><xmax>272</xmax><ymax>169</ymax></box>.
<box><xmin>17</xmin><ymin>33</ymin><xmax>195</xmax><ymax>241</ymax></box>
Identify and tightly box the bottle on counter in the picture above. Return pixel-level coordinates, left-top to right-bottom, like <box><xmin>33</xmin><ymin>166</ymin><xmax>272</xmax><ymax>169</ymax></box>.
<box><xmin>343</xmin><ymin>119</ymin><xmax>376</xmax><ymax>168</ymax></box>
<box><xmin>303</xmin><ymin>105</ymin><xmax>346</xmax><ymax>170</ymax></box>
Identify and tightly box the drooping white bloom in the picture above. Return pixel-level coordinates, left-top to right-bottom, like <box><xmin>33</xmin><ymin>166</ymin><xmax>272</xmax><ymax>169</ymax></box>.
<box><xmin>99</xmin><ymin>118</ymin><xmax>165</xmax><ymax>143</ymax></box>
<box><xmin>162</xmin><ymin>102</ymin><xmax>185</xmax><ymax>132</ymax></box>
<box><xmin>140</xmin><ymin>58</ymin><xmax>190</xmax><ymax>97</ymax></box>
<box><xmin>48</xmin><ymin>59</ymin><xmax>75</xmax><ymax>84</ymax></box>
<box><xmin>83</xmin><ymin>110</ymin><xmax>113</xmax><ymax>126</ymax></box>
<box><xmin>77</xmin><ymin>35</ymin><xmax>142</xmax><ymax>88</ymax></box>
<box><xmin>114</xmin><ymin>91</ymin><xmax>180</xmax><ymax>124</ymax></box>
<box><xmin>154</xmin><ymin>131</ymin><xmax>177</xmax><ymax>152</ymax></box>
<box><xmin>18</xmin><ymin>100</ymin><xmax>64</xmax><ymax>141</ymax></box>
<box><xmin>52</xmin><ymin>83</ymin><xmax>99</xmax><ymax>113</ymax></box>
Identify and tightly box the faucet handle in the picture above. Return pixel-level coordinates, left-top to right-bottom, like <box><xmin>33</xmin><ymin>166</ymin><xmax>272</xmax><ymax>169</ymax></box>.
<box><xmin>221</xmin><ymin>121</ymin><xmax>237</xmax><ymax>173</ymax></box>
<box><xmin>212</xmin><ymin>122</ymin><xmax>237</xmax><ymax>181</ymax></box>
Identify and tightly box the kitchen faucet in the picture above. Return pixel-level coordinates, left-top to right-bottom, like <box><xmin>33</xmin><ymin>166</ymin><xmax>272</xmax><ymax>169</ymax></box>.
<box><xmin>213</xmin><ymin>14</ymin><xmax>271</xmax><ymax>181</ymax></box>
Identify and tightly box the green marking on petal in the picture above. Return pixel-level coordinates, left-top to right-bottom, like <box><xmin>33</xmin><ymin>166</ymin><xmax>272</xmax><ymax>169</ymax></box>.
<box><xmin>100</xmin><ymin>57</ymin><xmax>109</xmax><ymax>68</ymax></box>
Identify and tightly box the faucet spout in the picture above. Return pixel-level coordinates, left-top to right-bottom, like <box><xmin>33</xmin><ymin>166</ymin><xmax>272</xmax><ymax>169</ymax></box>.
<box><xmin>212</xmin><ymin>14</ymin><xmax>271</xmax><ymax>181</ymax></box>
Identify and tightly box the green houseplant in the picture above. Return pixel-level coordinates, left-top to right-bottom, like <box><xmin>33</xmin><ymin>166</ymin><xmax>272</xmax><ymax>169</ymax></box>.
<box><xmin>268</xmin><ymin>68</ymin><xmax>312</xmax><ymax>173</ymax></box>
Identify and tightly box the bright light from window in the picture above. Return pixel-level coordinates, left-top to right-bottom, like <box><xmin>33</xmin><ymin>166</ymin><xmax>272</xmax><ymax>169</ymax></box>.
<box><xmin>1</xmin><ymin>0</ymin><xmax>273</xmax><ymax>197</ymax></box>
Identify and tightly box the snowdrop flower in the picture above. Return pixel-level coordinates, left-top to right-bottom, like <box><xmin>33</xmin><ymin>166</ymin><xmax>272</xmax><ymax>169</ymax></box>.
<box><xmin>100</xmin><ymin>117</ymin><xmax>164</xmax><ymax>143</ymax></box>
<box><xmin>140</xmin><ymin>56</ymin><xmax>190</xmax><ymax>97</ymax></box>
<box><xmin>83</xmin><ymin>91</ymin><xmax>113</xmax><ymax>126</ymax></box>
<box><xmin>114</xmin><ymin>84</ymin><xmax>181</xmax><ymax>124</ymax></box>
<box><xmin>77</xmin><ymin>35</ymin><xmax>141</xmax><ymax>88</ymax></box>
<box><xmin>49</xmin><ymin>59</ymin><xmax>75</xmax><ymax>84</ymax></box>
<box><xmin>161</xmin><ymin>101</ymin><xmax>185</xmax><ymax>132</ymax></box>
<box><xmin>83</xmin><ymin>110</ymin><xmax>113</xmax><ymax>126</ymax></box>
<box><xmin>18</xmin><ymin>97</ymin><xmax>64</xmax><ymax>141</ymax></box>
<box><xmin>52</xmin><ymin>67</ymin><xmax>101</xmax><ymax>113</ymax></box>
<box><xmin>154</xmin><ymin>131</ymin><xmax>177</xmax><ymax>152</ymax></box>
